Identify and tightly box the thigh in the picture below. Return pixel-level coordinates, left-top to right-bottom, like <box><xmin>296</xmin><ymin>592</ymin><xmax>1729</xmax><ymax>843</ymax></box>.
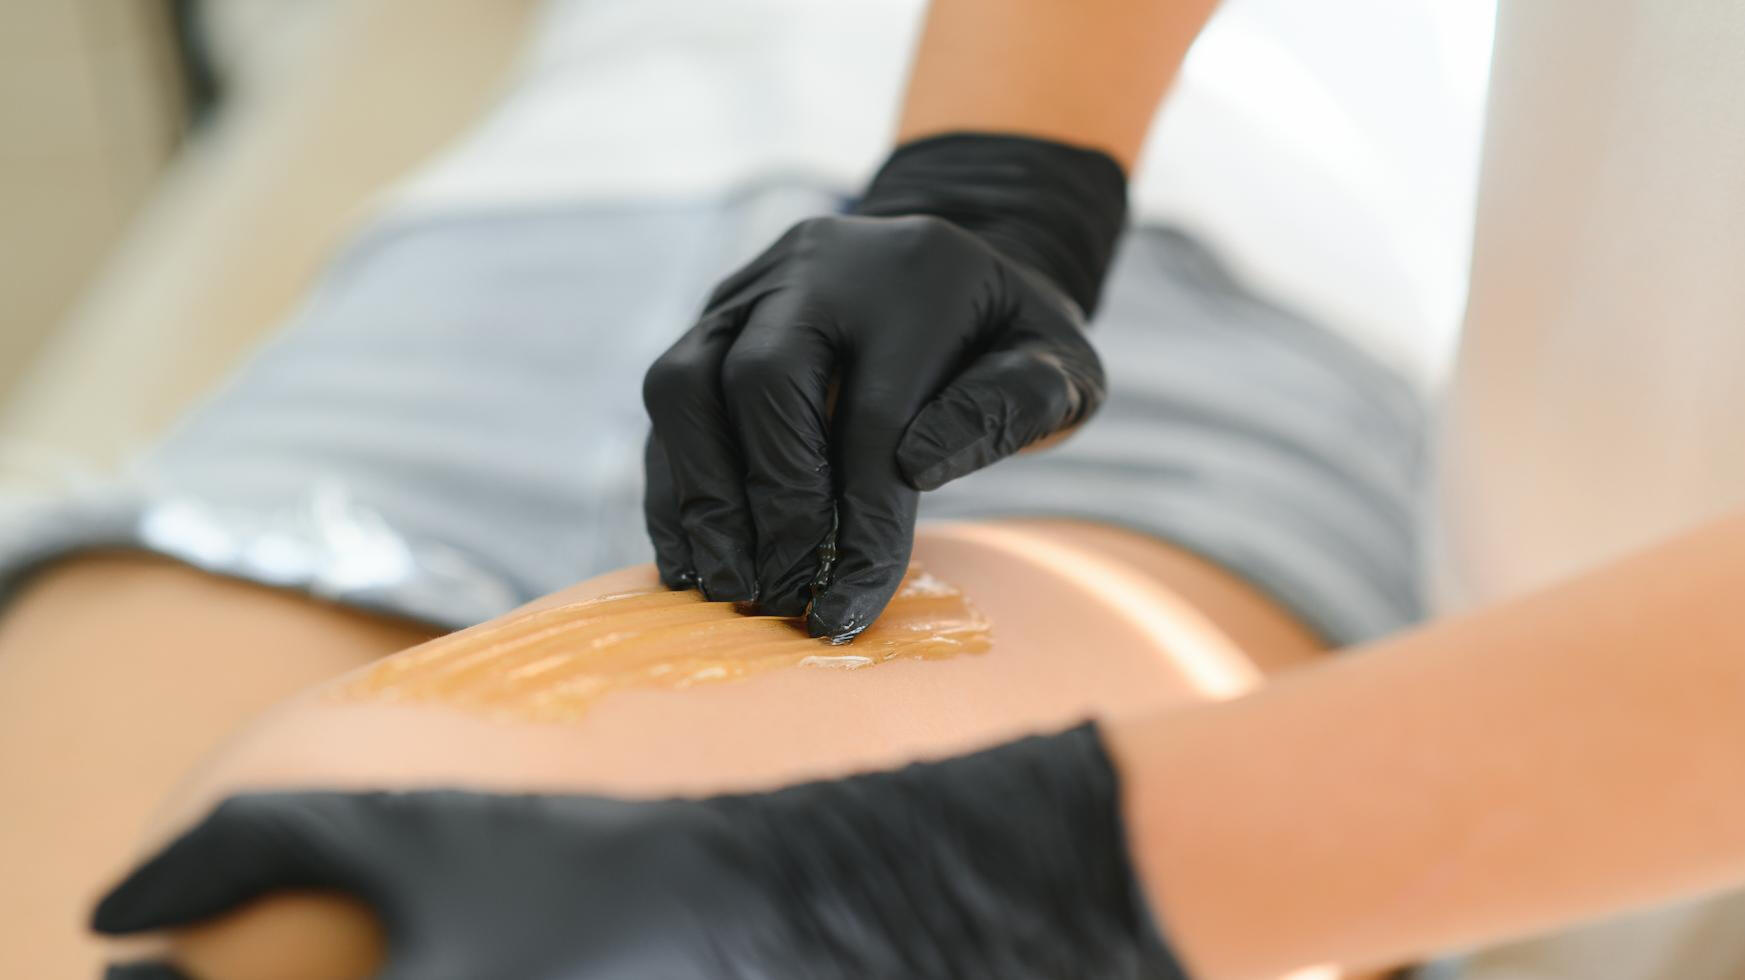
<box><xmin>160</xmin><ymin>526</ymin><xmax>1254</xmax><ymax>817</ymax></box>
<box><xmin>129</xmin><ymin>525</ymin><xmax>1351</xmax><ymax>980</ymax></box>
<box><xmin>0</xmin><ymin>554</ymin><xmax>435</xmax><ymax>978</ymax></box>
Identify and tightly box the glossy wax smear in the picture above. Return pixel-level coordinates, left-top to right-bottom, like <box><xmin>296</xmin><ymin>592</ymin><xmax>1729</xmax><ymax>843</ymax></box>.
<box><xmin>339</xmin><ymin>569</ymin><xmax>991</xmax><ymax>722</ymax></box>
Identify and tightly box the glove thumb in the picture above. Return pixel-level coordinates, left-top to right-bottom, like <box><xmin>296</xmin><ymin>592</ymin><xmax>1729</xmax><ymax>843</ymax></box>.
<box><xmin>92</xmin><ymin>794</ymin><xmax>355</xmax><ymax>935</ymax></box>
<box><xmin>105</xmin><ymin>963</ymin><xmax>193</xmax><ymax>979</ymax></box>
<box><xmin>897</xmin><ymin>345</ymin><xmax>1103</xmax><ymax>492</ymax></box>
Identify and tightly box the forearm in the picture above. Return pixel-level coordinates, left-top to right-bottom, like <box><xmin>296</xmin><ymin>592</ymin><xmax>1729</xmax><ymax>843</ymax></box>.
<box><xmin>1110</xmin><ymin>511</ymin><xmax>1745</xmax><ymax>977</ymax></box>
<box><xmin>898</xmin><ymin>0</ymin><xmax>1218</xmax><ymax>169</ymax></box>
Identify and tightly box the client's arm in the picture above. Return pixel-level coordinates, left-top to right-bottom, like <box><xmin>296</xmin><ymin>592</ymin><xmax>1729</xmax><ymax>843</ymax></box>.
<box><xmin>96</xmin><ymin>511</ymin><xmax>1745</xmax><ymax>978</ymax></box>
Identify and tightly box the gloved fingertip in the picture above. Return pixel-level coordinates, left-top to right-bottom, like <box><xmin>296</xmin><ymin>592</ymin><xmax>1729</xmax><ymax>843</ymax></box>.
<box><xmin>105</xmin><ymin>962</ymin><xmax>192</xmax><ymax>980</ymax></box>
<box><xmin>698</xmin><ymin>570</ymin><xmax>758</xmax><ymax>605</ymax></box>
<box><xmin>901</xmin><ymin>456</ymin><xmax>958</xmax><ymax>493</ymax></box>
<box><xmin>897</xmin><ymin>412</ymin><xmax>996</xmax><ymax>492</ymax></box>
<box><xmin>91</xmin><ymin>880</ymin><xmax>150</xmax><ymax>935</ymax></box>
<box><xmin>807</xmin><ymin>617</ymin><xmax>867</xmax><ymax>645</ymax></box>
<box><xmin>750</xmin><ymin>559</ymin><xmax>823</xmax><ymax>618</ymax></box>
<box><xmin>690</xmin><ymin>530</ymin><xmax>758</xmax><ymax>603</ymax></box>
<box><xmin>806</xmin><ymin>591</ymin><xmax>873</xmax><ymax>643</ymax></box>
<box><xmin>902</xmin><ymin>443</ymin><xmax>993</xmax><ymax>492</ymax></box>
<box><xmin>752</xmin><ymin>586</ymin><xmax>811</xmax><ymax>619</ymax></box>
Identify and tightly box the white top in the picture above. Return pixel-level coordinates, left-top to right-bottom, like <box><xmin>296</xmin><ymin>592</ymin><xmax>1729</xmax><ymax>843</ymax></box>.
<box><xmin>386</xmin><ymin>0</ymin><xmax>1494</xmax><ymax>387</ymax></box>
<box><xmin>1432</xmin><ymin>0</ymin><xmax>1745</xmax><ymax>615</ymax></box>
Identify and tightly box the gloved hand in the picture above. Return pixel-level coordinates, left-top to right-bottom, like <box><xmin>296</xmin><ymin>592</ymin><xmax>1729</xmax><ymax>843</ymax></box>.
<box><xmin>643</xmin><ymin>133</ymin><xmax>1127</xmax><ymax>640</ymax></box>
<box><xmin>95</xmin><ymin>724</ymin><xmax>1184</xmax><ymax>980</ymax></box>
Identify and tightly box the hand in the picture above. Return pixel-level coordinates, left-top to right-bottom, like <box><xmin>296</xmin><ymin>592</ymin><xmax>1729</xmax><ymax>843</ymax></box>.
<box><xmin>95</xmin><ymin>726</ymin><xmax>1184</xmax><ymax>980</ymax></box>
<box><xmin>643</xmin><ymin>133</ymin><xmax>1126</xmax><ymax>641</ymax></box>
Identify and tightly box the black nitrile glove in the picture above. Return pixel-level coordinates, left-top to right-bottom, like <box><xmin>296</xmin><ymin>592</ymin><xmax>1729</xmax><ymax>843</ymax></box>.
<box><xmin>643</xmin><ymin>133</ymin><xmax>1127</xmax><ymax>640</ymax></box>
<box><xmin>95</xmin><ymin>724</ymin><xmax>1184</xmax><ymax>980</ymax></box>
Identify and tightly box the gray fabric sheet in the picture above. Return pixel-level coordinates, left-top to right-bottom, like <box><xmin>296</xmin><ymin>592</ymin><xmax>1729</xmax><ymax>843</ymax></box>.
<box><xmin>0</xmin><ymin>183</ymin><xmax>1425</xmax><ymax>645</ymax></box>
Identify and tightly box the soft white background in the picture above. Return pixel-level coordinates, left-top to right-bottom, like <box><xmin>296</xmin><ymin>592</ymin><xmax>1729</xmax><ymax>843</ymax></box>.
<box><xmin>393</xmin><ymin>0</ymin><xmax>1498</xmax><ymax>388</ymax></box>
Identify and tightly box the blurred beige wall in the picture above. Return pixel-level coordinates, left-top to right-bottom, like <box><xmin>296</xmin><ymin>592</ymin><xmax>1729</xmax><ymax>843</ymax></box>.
<box><xmin>0</xmin><ymin>0</ymin><xmax>535</xmax><ymax>480</ymax></box>
<box><xmin>0</xmin><ymin>0</ymin><xmax>185</xmax><ymax>399</ymax></box>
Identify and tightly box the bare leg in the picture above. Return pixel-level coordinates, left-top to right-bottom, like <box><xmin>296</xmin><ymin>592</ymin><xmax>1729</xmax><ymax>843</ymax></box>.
<box><xmin>95</xmin><ymin>525</ymin><xmax>1367</xmax><ymax>980</ymax></box>
<box><xmin>0</xmin><ymin>554</ymin><xmax>434</xmax><ymax>977</ymax></box>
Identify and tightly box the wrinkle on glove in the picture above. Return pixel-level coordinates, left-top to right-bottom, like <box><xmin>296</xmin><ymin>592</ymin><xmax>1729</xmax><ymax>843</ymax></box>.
<box><xmin>95</xmin><ymin>723</ymin><xmax>1187</xmax><ymax>980</ymax></box>
<box><xmin>643</xmin><ymin>132</ymin><xmax>1126</xmax><ymax>641</ymax></box>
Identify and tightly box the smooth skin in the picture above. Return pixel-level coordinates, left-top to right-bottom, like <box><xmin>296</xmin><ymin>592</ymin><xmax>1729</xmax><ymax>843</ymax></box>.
<box><xmin>74</xmin><ymin>509</ymin><xmax>1745</xmax><ymax>979</ymax></box>
<box><xmin>0</xmin><ymin>555</ymin><xmax>434</xmax><ymax>978</ymax></box>
<box><xmin>1108</xmin><ymin>509</ymin><xmax>1745</xmax><ymax>976</ymax></box>
<box><xmin>0</xmin><ymin>520</ymin><xmax>1324</xmax><ymax>979</ymax></box>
